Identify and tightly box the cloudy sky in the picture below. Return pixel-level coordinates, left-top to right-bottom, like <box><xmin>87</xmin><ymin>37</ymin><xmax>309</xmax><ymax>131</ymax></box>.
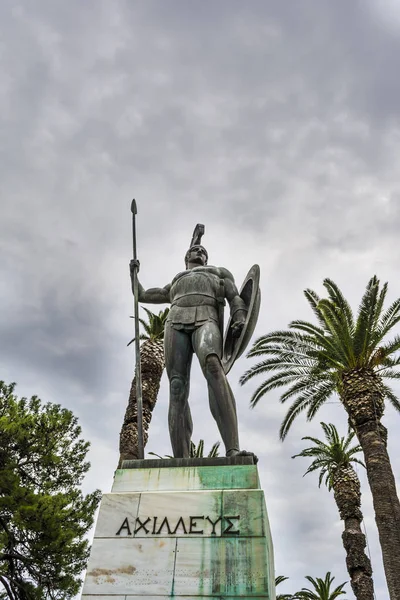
<box><xmin>2</xmin><ymin>0</ymin><xmax>400</xmax><ymax>597</ymax></box>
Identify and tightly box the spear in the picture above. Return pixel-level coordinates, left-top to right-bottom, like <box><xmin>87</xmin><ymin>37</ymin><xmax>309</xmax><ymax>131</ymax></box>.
<box><xmin>131</xmin><ymin>199</ymin><xmax>144</xmax><ymax>460</ymax></box>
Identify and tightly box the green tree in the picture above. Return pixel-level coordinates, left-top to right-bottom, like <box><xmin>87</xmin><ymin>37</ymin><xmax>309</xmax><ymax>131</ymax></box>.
<box><xmin>293</xmin><ymin>423</ymin><xmax>373</xmax><ymax>600</ymax></box>
<box><xmin>119</xmin><ymin>307</ymin><xmax>169</xmax><ymax>466</ymax></box>
<box><xmin>0</xmin><ymin>381</ymin><xmax>101</xmax><ymax>600</ymax></box>
<box><xmin>295</xmin><ymin>572</ymin><xmax>347</xmax><ymax>600</ymax></box>
<box><xmin>240</xmin><ymin>277</ymin><xmax>400</xmax><ymax>599</ymax></box>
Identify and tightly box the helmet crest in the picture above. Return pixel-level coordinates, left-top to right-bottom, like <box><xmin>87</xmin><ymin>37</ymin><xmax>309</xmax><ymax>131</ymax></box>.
<box><xmin>185</xmin><ymin>224</ymin><xmax>208</xmax><ymax>267</ymax></box>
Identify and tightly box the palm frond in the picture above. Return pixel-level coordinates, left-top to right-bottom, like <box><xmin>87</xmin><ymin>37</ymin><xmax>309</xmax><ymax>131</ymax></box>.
<box><xmin>279</xmin><ymin>391</ymin><xmax>317</xmax><ymax>440</ymax></box>
<box><xmin>348</xmin><ymin>456</ymin><xmax>366</xmax><ymax>469</ymax></box>
<box><xmin>376</xmin><ymin>355</ymin><xmax>400</xmax><ymax>370</ymax></box>
<box><xmin>316</xmin><ymin>299</ymin><xmax>355</xmax><ymax>367</ymax></box>
<box><xmin>305</xmin><ymin>382</ymin><xmax>337</xmax><ymax>422</ymax></box>
<box><xmin>147</xmin><ymin>451</ymin><xmax>165</xmax><ymax>459</ymax></box>
<box><xmin>240</xmin><ymin>356</ymin><xmax>317</xmax><ymax>387</ymax></box>
<box><xmin>246</xmin><ymin>341</ymin><xmax>320</xmax><ymax>361</ymax></box>
<box><xmin>382</xmin><ymin>384</ymin><xmax>400</xmax><ymax>413</ymax></box>
<box><xmin>304</xmin><ymin>288</ymin><xmax>327</xmax><ymax>329</ymax></box>
<box><xmin>189</xmin><ymin>439</ymin><xmax>219</xmax><ymax>458</ymax></box>
<box><xmin>372</xmin><ymin>281</ymin><xmax>388</xmax><ymax>330</ymax></box>
<box><xmin>128</xmin><ymin>307</ymin><xmax>170</xmax><ymax>346</ymax></box>
<box><xmin>375</xmin><ymin>297</ymin><xmax>400</xmax><ymax>340</ymax></box>
<box><xmin>289</xmin><ymin>320</ymin><xmax>327</xmax><ymax>343</ymax></box>
<box><xmin>138</xmin><ymin>317</ymin><xmax>152</xmax><ymax>335</ymax></box>
<box><xmin>249</xmin><ymin>373</ymin><xmax>304</xmax><ymax>407</ymax></box>
<box><xmin>298</xmin><ymin>434</ymin><xmax>328</xmax><ymax>448</ymax></box>
<box><xmin>242</xmin><ymin>276</ymin><xmax>400</xmax><ymax>444</ymax></box>
<box><xmin>320</xmin><ymin>422</ymin><xmax>338</xmax><ymax>444</ymax></box>
<box><xmin>127</xmin><ymin>333</ymin><xmax>149</xmax><ymax>347</ymax></box>
<box><xmin>249</xmin><ymin>329</ymin><xmax>317</xmax><ymax>351</ymax></box>
<box><xmin>341</xmin><ymin>429</ymin><xmax>357</xmax><ymax>452</ymax></box>
<box><xmin>377</xmin><ymin>335</ymin><xmax>400</xmax><ymax>359</ymax></box>
<box><xmin>278</xmin><ymin>371</ymin><xmax>335</xmax><ymax>403</ymax></box>
<box><xmin>292</xmin><ymin>422</ymin><xmax>364</xmax><ymax>491</ymax></box>
<box><xmin>298</xmin><ymin>572</ymin><xmax>347</xmax><ymax>599</ymax></box>
<box><xmin>323</xmin><ymin>278</ymin><xmax>355</xmax><ymax>331</ymax></box>
<box><xmin>374</xmin><ymin>369</ymin><xmax>400</xmax><ymax>379</ymax></box>
<box><xmin>353</xmin><ymin>275</ymin><xmax>380</xmax><ymax>362</ymax></box>
<box><xmin>196</xmin><ymin>439</ymin><xmax>204</xmax><ymax>458</ymax></box>
<box><xmin>288</xmin><ymin>322</ymin><xmax>348</xmax><ymax>369</ymax></box>
<box><xmin>322</xmin><ymin>279</ymin><xmax>356</xmax><ymax>363</ymax></box>
<box><xmin>208</xmin><ymin>441</ymin><xmax>221</xmax><ymax>457</ymax></box>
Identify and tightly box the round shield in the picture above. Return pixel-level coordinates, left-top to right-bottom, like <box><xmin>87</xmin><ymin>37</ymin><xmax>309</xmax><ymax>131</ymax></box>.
<box><xmin>222</xmin><ymin>264</ymin><xmax>261</xmax><ymax>374</ymax></box>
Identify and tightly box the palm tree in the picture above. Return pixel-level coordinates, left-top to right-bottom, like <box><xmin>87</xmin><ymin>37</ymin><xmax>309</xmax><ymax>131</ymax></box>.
<box><xmin>119</xmin><ymin>307</ymin><xmax>169</xmax><ymax>467</ymax></box>
<box><xmin>240</xmin><ymin>277</ymin><xmax>400</xmax><ymax>599</ymax></box>
<box><xmin>293</xmin><ymin>423</ymin><xmax>373</xmax><ymax>600</ymax></box>
<box><xmin>148</xmin><ymin>439</ymin><xmax>221</xmax><ymax>460</ymax></box>
<box><xmin>190</xmin><ymin>439</ymin><xmax>220</xmax><ymax>458</ymax></box>
<box><xmin>276</xmin><ymin>575</ymin><xmax>294</xmax><ymax>600</ymax></box>
<box><xmin>295</xmin><ymin>572</ymin><xmax>347</xmax><ymax>600</ymax></box>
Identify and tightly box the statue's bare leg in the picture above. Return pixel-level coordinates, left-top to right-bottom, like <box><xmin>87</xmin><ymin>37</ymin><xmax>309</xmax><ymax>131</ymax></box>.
<box><xmin>164</xmin><ymin>323</ymin><xmax>193</xmax><ymax>458</ymax></box>
<box><xmin>193</xmin><ymin>322</ymin><xmax>240</xmax><ymax>455</ymax></box>
<box><xmin>205</xmin><ymin>357</ymin><xmax>241</xmax><ymax>454</ymax></box>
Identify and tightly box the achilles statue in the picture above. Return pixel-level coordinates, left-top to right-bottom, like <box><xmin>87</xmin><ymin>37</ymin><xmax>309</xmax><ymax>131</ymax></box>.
<box><xmin>130</xmin><ymin>224</ymin><xmax>260</xmax><ymax>459</ymax></box>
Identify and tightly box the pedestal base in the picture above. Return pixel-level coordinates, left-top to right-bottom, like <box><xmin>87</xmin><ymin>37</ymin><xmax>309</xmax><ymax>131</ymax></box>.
<box><xmin>81</xmin><ymin>457</ymin><xmax>275</xmax><ymax>599</ymax></box>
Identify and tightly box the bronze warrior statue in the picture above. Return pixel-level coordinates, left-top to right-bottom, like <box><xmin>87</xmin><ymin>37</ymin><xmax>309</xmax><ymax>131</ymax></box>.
<box><xmin>130</xmin><ymin>224</ymin><xmax>260</xmax><ymax>459</ymax></box>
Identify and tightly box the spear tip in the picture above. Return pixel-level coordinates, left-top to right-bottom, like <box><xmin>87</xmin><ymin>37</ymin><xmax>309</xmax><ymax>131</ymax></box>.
<box><xmin>131</xmin><ymin>199</ymin><xmax>137</xmax><ymax>214</ymax></box>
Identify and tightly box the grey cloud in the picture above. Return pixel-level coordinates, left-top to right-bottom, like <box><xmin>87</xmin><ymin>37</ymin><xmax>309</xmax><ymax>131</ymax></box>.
<box><xmin>2</xmin><ymin>1</ymin><xmax>400</xmax><ymax>597</ymax></box>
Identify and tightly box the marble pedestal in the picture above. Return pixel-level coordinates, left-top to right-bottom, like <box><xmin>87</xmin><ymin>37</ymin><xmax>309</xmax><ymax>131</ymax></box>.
<box><xmin>81</xmin><ymin>457</ymin><xmax>275</xmax><ymax>599</ymax></box>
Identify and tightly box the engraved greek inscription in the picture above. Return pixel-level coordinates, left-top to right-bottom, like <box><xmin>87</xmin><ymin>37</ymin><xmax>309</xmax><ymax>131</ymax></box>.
<box><xmin>116</xmin><ymin>517</ymin><xmax>132</xmax><ymax>536</ymax></box>
<box><xmin>172</xmin><ymin>516</ymin><xmax>188</xmax><ymax>534</ymax></box>
<box><xmin>223</xmin><ymin>515</ymin><xmax>240</xmax><ymax>535</ymax></box>
<box><xmin>152</xmin><ymin>517</ymin><xmax>158</xmax><ymax>534</ymax></box>
<box><xmin>189</xmin><ymin>515</ymin><xmax>204</xmax><ymax>534</ymax></box>
<box><xmin>115</xmin><ymin>514</ymin><xmax>241</xmax><ymax>536</ymax></box>
<box><xmin>206</xmin><ymin>515</ymin><xmax>222</xmax><ymax>535</ymax></box>
<box><xmin>134</xmin><ymin>517</ymin><xmax>151</xmax><ymax>535</ymax></box>
<box><xmin>156</xmin><ymin>517</ymin><xmax>172</xmax><ymax>535</ymax></box>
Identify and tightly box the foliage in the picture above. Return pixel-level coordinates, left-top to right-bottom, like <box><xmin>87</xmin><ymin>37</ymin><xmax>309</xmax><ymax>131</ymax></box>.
<box><xmin>275</xmin><ymin>573</ymin><xmax>348</xmax><ymax>600</ymax></box>
<box><xmin>120</xmin><ymin>306</ymin><xmax>169</xmax><ymax>464</ymax></box>
<box><xmin>240</xmin><ymin>276</ymin><xmax>400</xmax><ymax>439</ymax></box>
<box><xmin>0</xmin><ymin>381</ymin><xmax>101</xmax><ymax>599</ymax></box>
<box><xmin>276</xmin><ymin>575</ymin><xmax>294</xmax><ymax>600</ymax></box>
<box><xmin>127</xmin><ymin>307</ymin><xmax>170</xmax><ymax>346</ymax></box>
<box><xmin>292</xmin><ymin>423</ymin><xmax>364</xmax><ymax>489</ymax></box>
<box><xmin>241</xmin><ymin>277</ymin><xmax>399</xmax><ymax>597</ymax></box>
<box><xmin>295</xmin><ymin>572</ymin><xmax>347</xmax><ymax>599</ymax></box>
<box><xmin>292</xmin><ymin>424</ymin><xmax>374</xmax><ymax>600</ymax></box>
<box><xmin>148</xmin><ymin>439</ymin><xmax>221</xmax><ymax>460</ymax></box>
<box><xmin>190</xmin><ymin>439</ymin><xmax>220</xmax><ymax>458</ymax></box>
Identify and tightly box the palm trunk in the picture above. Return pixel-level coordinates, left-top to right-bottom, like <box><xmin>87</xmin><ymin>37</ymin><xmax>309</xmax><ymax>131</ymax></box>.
<box><xmin>332</xmin><ymin>464</ymin><xmax>374</xmax><ymax>600</ymax></box>
<box><xmin>342</xmin><ymin>368</ymin><xmax>400</xmax><ymax>600</ymax></box>
<box><xmin>119</xmin><ymin>339</ymin><xmax>164</xmax><ymax>467</ymax></box>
